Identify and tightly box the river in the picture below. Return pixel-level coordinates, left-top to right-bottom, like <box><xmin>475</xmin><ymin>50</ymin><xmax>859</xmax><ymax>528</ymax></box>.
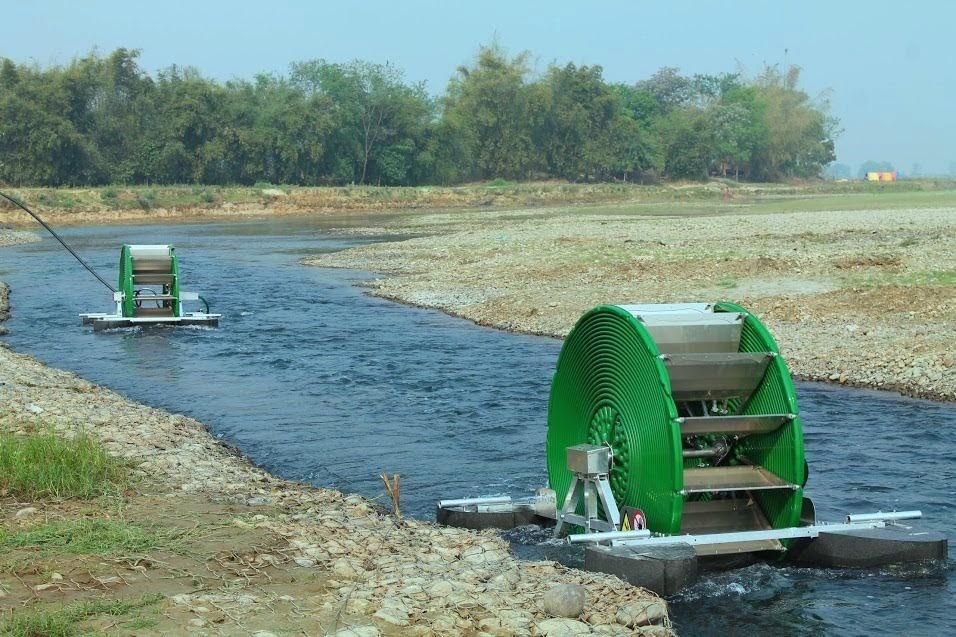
<box><xmin>2</xmin><ymin>218</ymin><xmax>952</xmax><ymax>635</ymax></box>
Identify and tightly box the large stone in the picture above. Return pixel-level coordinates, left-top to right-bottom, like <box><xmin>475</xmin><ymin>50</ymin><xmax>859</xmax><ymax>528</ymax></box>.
<box><xmin>615</xmin><ymin>601</ymin><xmax>668</xmax><ymax>627</ymax></box>
<box><xmin>373</xmin><ymin>606</ymin><xmax>409</xmax><ymax>626</ymax></box>
<box><xmin>542</xmin><ymin>583</ymin><xmax>586</xmax><ymax>618</ymax></box>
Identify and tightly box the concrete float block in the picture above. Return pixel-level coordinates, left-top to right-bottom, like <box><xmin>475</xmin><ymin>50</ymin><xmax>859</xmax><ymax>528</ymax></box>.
<box><xmin>584</xmin><ymin>542</ymin><xmax>698</xmax><ymax>596</ymax></box>
<box><xmin>435</xmin><ymin>505</ymin><xmax>549</xmax><ymax>531</ymax></box>
<box><xmin>789</xmin><ymin>528</ymin><xmax>948</xmax><ymax>568</ymax></box>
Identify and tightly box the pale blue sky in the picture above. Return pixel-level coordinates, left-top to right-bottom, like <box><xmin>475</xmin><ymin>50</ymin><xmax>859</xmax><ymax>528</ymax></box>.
<box><xmin>3</xmin><ymin>0</ymin><xmax>954</xmax><ymax>174</ymax></box>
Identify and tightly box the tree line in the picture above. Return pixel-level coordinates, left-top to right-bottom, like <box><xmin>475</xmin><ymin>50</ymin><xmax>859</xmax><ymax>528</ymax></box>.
<box><xmin>0</xmin><ymin>45</ymin><xmax>838</xmax><ymax>187</ymax></box>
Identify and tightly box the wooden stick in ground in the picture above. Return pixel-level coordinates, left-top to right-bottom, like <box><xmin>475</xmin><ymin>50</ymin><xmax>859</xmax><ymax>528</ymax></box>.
<box><xmin>380</xmin><ymin>472</ymin><xmax>401</xmax><ymax>519</ymax></box>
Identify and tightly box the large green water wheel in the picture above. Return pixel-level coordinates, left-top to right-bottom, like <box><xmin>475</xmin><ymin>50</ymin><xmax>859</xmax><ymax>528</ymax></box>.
<box><xmin>547</xmin><ymin>303</ymin><xmax>805</xmax><ymax>544</ymax></box>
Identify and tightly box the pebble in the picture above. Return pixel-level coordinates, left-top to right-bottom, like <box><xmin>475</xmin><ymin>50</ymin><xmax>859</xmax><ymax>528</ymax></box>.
<box><xmin>14</xmin><ymin>507</ymin><xmax>38</xmax><ymax>519</ymax></box>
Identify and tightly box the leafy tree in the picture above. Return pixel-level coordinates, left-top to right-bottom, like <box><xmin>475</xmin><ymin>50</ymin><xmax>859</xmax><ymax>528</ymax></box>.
<box><xmin>533</xmin><ymin>63</ymin><xmax>619</xmax><ymax>180</ymax></box>
<box><xmin>656</xmin><ymin>107</ymin><xmax>713</xmax><ymax>179</ymax></box>
<box><xmin>710</xmin><ymin>86</ymin><xmax>767</xmax><ymax>179</ymax></box>
<box><xmin>635</xmin><ymin>67</ymin><xmax>693</xmax><ymax>112</ymax></box>
<box><xmin>442</xmin><ymin>44</ymin><xmax>535</xmax><ymax>180</ymax></box>
<box><xmin>0</xmin><ymin>48</ymin><xmax>841</xmax><ymax>187</ymax></box>
<box><xmin>749</xmin><ymin>65</ymin><xmax>837</xmax><ymax>180</ymax></box>
<box><xmin>290</xmin><ymin>60</ymin><xmax>431</xmax><ymax>185</ymax></box>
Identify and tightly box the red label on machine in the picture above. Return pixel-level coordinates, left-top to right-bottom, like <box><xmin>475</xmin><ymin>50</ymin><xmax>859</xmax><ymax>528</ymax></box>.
<box><xmin>620</xmin><ymin>507</ymin><xmax>647</xmax><ymax>531</ymax></box>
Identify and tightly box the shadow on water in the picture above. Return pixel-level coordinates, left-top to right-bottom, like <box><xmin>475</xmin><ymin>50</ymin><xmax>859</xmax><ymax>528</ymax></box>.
<box><xmin>1</xmin><ymin>217</ymin><xmax>953</xmax><ymax>635</ymax></box>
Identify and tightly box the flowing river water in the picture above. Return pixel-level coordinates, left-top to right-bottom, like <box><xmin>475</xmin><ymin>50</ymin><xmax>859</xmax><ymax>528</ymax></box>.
<box><xmin>1</xmin><ymin>218</ymin><xmax>953</xmax><ymax>635</ymax></box>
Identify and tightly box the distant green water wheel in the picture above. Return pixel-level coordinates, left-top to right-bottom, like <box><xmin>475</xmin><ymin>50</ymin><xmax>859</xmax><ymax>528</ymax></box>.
<box><xmin>547</xmin><ymin>303</ymin><xmax>805</xmax><ymax>538</ymax></box>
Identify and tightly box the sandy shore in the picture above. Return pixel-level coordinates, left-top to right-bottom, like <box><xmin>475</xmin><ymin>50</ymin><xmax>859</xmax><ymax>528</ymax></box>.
<box><xmin>307</xmin><ymin>205</ymin><xmax>955</xmax><ymax>402</ymax></box>
<box><xmin>1</xmin><ymin>232</ymin><xmax>669</xmax><ymax>634</ymax></box>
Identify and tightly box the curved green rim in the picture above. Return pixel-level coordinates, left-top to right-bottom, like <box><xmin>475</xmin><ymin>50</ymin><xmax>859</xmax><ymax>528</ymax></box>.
<box><xmin>547</xmin><ymin>305</ymin><xmax>683</xmax><ymax>534</ymax></box>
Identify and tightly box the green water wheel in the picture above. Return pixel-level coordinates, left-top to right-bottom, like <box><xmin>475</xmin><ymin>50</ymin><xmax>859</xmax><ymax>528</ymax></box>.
<box><xmin>118</xmin><ymin>245</ymin><xmax>181</xmax><ymax>318</ymax></box>
<box><xmin>547</xmin><ymin>303</ymin><xmax>805</xmax><ymax>546</ymax></box>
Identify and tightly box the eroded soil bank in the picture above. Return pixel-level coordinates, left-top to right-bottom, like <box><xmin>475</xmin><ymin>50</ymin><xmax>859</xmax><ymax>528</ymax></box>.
<box><xmin>307</xmin><ymin>205</ymin><xmax>955</xmax><ymax>402</ymax></box>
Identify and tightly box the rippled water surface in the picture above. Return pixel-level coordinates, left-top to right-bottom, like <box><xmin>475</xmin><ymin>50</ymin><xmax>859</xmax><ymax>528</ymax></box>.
<box><xmin>2</xmin><ymin>219</ymin><xmax>953</xmax><ymax>636</ymax></box>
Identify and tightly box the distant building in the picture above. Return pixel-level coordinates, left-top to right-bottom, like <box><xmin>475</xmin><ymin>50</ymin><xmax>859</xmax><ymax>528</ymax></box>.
<box><xmin>866</xmin><ymin>171</ymin><xmax>897</xmax><ymax>182</ymax></box>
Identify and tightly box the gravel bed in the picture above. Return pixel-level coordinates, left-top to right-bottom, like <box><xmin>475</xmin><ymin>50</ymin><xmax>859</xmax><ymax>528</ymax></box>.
<box><xmin>309</xmin><ymin>206</ymin><xmax>955</xmax><ymax>401</ymax></box>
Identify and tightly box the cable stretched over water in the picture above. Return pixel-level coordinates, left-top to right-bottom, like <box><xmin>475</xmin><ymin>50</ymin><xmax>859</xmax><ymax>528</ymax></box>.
<box><xmin>0</xmin><ymin>190</ymin><xmax>116</xmax><ymax>292</ymax></box>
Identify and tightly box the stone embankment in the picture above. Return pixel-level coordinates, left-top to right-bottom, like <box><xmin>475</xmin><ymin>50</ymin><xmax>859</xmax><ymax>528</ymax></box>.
<box><xmin>309</xmin><ymin>206</ymin><xmax>955</xmax><ymax>402</ymax></box>
<box><xmin>1</xmin><ymin>235</ymin><xmax>670</xmax><ymax>634</ymax></box>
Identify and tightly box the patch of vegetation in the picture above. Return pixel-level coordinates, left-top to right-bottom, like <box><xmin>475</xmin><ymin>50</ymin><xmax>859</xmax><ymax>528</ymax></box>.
<box><xmin>717</xmin><ymin>278</ymin><xmax>738</xmax><ymax>289</ymax></box>
<box><xmin>0</xmin><ymin>593</ymin><xmax>163</xmax><ymax>637</ymax></box>
<box><xmin>136</xmin><ymin>189</ymin><xmax>156</xmax><ymax>210</ymax></box>
<box><xmin>487</xmin><ymin>178</ymin><xmax>514</xmax><ymax>187</ymax></box>
<box><xmin>0</xmin><ymin>432</ymin><xmax>126</xmax><ymax>500</ymax></box>
<box><xmin>0</xmin><ymin>519</ymin><xmax>183</xmax><ymax>557</ymax></box>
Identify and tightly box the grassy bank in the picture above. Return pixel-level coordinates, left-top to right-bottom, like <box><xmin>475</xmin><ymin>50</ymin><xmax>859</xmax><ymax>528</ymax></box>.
<box><xmin>0</xmin><ymin>430</ymin><xmax>319</xmax><ymax>635</ymax></box>
<box><xmin>2</xmin><ymin>179</ymin><xmax>956</xmax><ymax>227</ymax></box>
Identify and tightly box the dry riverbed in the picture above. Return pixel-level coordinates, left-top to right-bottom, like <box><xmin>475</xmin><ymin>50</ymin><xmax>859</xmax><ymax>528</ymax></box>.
<box><xmin>307</xmin><ymin>205</ymin><xmax>955</xmax><ymax>401</ymax></box>
<box><xmin>1</xmin><ymin>232</ymin><xmax>669</xmax><ymax>635</ymax></box>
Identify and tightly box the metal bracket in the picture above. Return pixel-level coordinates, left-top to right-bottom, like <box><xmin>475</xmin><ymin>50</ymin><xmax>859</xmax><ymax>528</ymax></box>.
<box><xmin>554</xmin><ymin>444</ymin><xmax>621</xmax><ymax>537</ymax></box>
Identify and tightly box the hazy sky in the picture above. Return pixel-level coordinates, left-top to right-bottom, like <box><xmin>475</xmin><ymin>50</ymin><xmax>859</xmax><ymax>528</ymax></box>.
<box><xmin>4</xmin><ymin>0</ymin><xmax>954</xmax><ymax>174</ymax></box>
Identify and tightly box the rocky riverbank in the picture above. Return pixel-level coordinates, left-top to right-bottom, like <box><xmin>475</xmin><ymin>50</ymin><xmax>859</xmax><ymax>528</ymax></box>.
<box><xmin>0</xmin><ymin>260</ymin><xmax>670</xmax><ymax>633</ymax></box>
<box><xmin>307</xmin><ymin>205</ymin><xmax>955</xmax><ymax>402</ymax></box>
<box><xmin>0</xmin><ymin>228</ymin><xmax>39</xmax><ymax>248</ymax></box>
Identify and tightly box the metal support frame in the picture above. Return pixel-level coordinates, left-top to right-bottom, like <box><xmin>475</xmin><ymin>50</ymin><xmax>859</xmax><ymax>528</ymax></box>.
<box><xmin>567</xmin><ymin>510</ymin><xmax>923</xmax><ymax>547</ymax></box>
<box><xmin>554</xmin><ymin>444</ymin><xmax>621</xmax><ymax>537</ymax></box>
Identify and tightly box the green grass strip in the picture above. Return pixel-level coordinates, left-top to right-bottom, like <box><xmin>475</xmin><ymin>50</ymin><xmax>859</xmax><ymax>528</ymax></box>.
<box><xmin>0</xmin><ymin>432</ymin><xmax>125</xmax><ymax>500</ymax></box>
<box><xmin>0</xmin><ymin>593</ymin><xmax>163</xmax><ymax>636</ymax></box>
<box><xmin>0</xmin><ymin>519</ymin><xmax>181</xmax><ymax>557</ymax></box>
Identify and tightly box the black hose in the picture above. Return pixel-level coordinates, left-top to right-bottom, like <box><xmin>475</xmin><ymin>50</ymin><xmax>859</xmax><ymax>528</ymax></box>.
<box><xmin>0</xmin><ymin>190</ymin><xmax>116</xmax><ymax>292</ymax></box>
<box><xmin>198</xmin><ymin>295</ymin><xmax>210</xmax><ymax>314</ymax></box>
